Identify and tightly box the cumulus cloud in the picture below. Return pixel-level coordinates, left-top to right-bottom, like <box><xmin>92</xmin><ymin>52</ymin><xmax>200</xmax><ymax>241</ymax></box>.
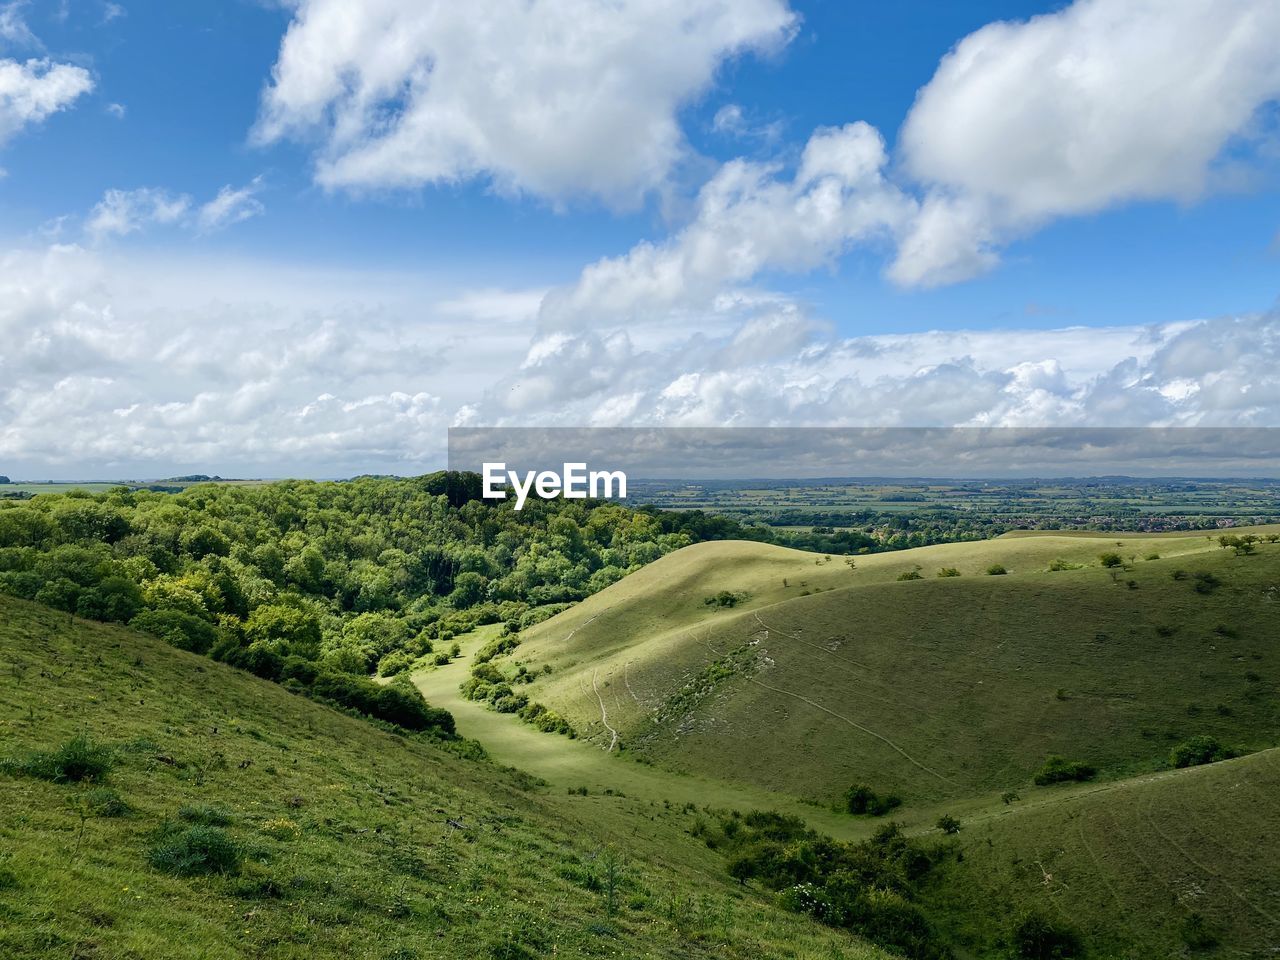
<box><xmin>254</xmin><ymin>0</ymin><xmax>797</xmax><ymax>206</ymax></box>
<box><xmin>539</xmin><ymin>123</ymin><xmax>913</xmax><ymax>329</ymax></box>
<box><xmin>893</xmin><ymin>0</ymin><xmax>1280</xmax><ymax>285</ymax></box>
<box><xmin>1</xmin><ymin>240</ymin><xmax>1277</xmax><ymax>476</ymax></box>
<box><xmin>0</xmin><ymin>244</ymin><xmax>529</xmax><ymax>476</ymax></box>
<box><xmin>0</xmin><ymin>57</ymin><xmax>93</xmax><ymax>147</ymax></box>
<box><xmin>468</xmin><ymin>309</ymin><xmax>1280</xmax><ymax>431</ymax></box>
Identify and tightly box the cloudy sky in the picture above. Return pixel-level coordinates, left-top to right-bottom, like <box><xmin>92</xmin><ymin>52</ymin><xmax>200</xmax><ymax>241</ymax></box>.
<box><xmin>1</xmin><ymin>0</ymin><xmax>1279</xmax><ymax>478</ymax></box>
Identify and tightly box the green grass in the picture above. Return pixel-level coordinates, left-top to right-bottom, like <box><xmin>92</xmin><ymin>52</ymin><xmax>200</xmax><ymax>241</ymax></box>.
<box><xmin>921</xmin><ymin>747</ymin><xmax>1280</xmax><ymax>957</ymax></box>
<box><xmin>0</xmin><ymin>596</ymin><xmax>889</xmax><ymax>960</ymax></box>
<box><xmin>510</xmin><ymin>529</ymin><xmax>1280</xmax><ymax>809</ymax></box>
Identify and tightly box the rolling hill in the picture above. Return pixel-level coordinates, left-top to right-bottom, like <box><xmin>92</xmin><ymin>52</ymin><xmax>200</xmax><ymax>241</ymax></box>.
<box><xmin>448</xmin><ymin>526</ymin><xmax>1280</xmax><ymax>956</ymax></box>
<box><xmin>923</xmin><ymin>746</ymin><xmax>1280</xmax><ymax>957</ymax></box>
<box><xmin>509</xmin><ymin>528</ymin><xmax>1280</xmax><ymax>808</ymax></box>
<box><xmin>0</xmin><ymin>595</ymin><xmax>889</xmax><ymax>960</ymax></box>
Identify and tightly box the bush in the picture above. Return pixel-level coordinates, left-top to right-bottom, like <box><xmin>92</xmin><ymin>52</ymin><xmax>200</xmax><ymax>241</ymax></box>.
<box><xmin>936</xmin><ymin>568</ymin><xmax>960</xmax><ymax>578</ymax></box>
<box><xmin>986</xmin><ymin>564</ymin><xmax>1008</xmax><ymax>575</ymax></box>
<box><xmin>131</xmin><ymin>608</ymin><xmax>217</xmax><ymax>654</ymax></box>
<box><xmin>1170</xmin><ymin>735</ymin><xmax>1238</xmax><ymax>769</ymax></box>
<box><xmin>1098</xmin><ymin>552</ymin><xmax>1124</xmax><ymax>568</ymax></box>
<box><xmin>703</xmin><ymin>590</ymin><xmax>749</xmax><ymax>608</ymax></box>
<box><xmin>86</xmin><ymin>787</ymin><xmax>130</xmax><ymax>817</ymax></box>
<box><xmin>12</xmin><ymin>734</ymin><xmax>114</xmax><ymax>783</ymax></box>
<box><xmin>1181</xmin><ymin>912</ymin><xmax>1220</xmax><ymax>950</ymax></box>
<box><xmin>309</xmin><ymin>671</ymin><xmax>455</xmax><ymax>735</ymax></box>
<box><xmin>148</xmin><ymin>825</ymin><xmax>240</xmax><ymax>877</ymax></box>
<box><xmin>1192</xmin><ymin>571</ymin><xmax>1221</xmax><ymax>594</ymax></box>
<box><xmin>179</xmin><ymin>803</ymin><xmax>233</xmax><ymax>826</ymax></box>
<box><xmin>1011</xmin><ymin>910</ymin><xmax>1083</xmax><ymax>958</ymax></box>
<box><xmin>842</xmin><ymin>784</ymin><xmax>901</xmax><ymax>817</ymax></box>
<box><xmin>377</xmin><ymin>650</ymin><xmax>417</xmax><ymax>677</ymax></box>
<box><xmin>1033</xmin><ymin>755</ymin><xmax>1096</xmax><ymax>786</ymax></box>
<box><xmin>896</xmin><ymin>570</ymin><xmax>923</xmax><ymax>582</ymax></box>
<box><xmin>935</xmin><ymin>814</ymin><xmax>961</xmax><ymax>834</ymax></box>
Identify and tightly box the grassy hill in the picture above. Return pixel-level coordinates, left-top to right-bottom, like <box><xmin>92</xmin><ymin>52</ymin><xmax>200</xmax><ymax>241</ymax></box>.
<box><xmin>508</xmin><ymin>528</ymin><xmax>1280</xmax><ymax>809</ymax></box>
<box><xmin>923</xmin><ymin>747</ymin><xmax>1280</xmax><ymax>957</ymax></box>
<box><xmin>0</xmin><ymin>595</ymin><xmax>890</xmax><ymax>960</ymax></box>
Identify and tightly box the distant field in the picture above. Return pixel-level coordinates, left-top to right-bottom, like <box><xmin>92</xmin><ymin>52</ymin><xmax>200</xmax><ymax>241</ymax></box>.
<box><xmin>0</xmin><ymin>478</ymin><xmax>273</xmax><ymax>497</ymax></box>
<box><xmin>627</xmin><ymin>476</ymin><xmax>1280</xmax><ymax>526</ymax></box>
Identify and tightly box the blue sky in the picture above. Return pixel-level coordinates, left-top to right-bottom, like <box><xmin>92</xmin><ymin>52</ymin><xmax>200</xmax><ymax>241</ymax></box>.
<box><xmin>1</xmin><ymin>0</ymin><xmax>1279</xmax><ymax>476</ymax></box>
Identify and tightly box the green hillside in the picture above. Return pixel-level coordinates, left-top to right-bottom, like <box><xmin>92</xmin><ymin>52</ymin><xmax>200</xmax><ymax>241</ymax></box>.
<box><xmin>507</xmin><ymin>529</ymin><xmax>1279</xmax><ymax>808</ymax></box>
<box><xmin>0</xmin><ymin>595</ymin><xmax>889</xmax><ymax>960</ymax></box>
<box><xmin>924</xmin><ymin>747</ymin><xmax>1280</xmax><ymax>957</ymax></box>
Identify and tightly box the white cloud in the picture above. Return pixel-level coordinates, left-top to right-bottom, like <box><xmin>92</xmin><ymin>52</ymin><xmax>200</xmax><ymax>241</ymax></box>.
<box><xmin>0</xmin><ymin>57</ymin><xmax>93</xmax><ymax>147</ymax></box>
<box><xmin>0</xmin><ymin>244</ymin><xmax>530</xmax><ymax>476</ymax></box>
<box><xmin>539</xmin><ymin>123</ymin><xmax>913</xmax><ymax>329</ymax></box>
<box><xmin>85</xmin><ymin>188</ymin><xmax>192</xmax><ymax>240</ymax></box>
<box><xmin>1</xmin><ymin>241</ymin><xmax>1276</xmax><ymax>477</ymax></box>
<box><xmin>85</xmin><ymin>179</ymin><xmax>267</xmax><ymax>241</ymax></box>
<box><xmin>105</xmin><ymin>101</ymin><xmax>125</xmax><ymax>119</ymax></box>
<box><xmin>196</xmin><ymin>177</ymin><xmax>266</xmax><ymax>234</ymax></box>
<box><xmin>0</xmin><ymin>2</ymin><xmax>37</xmax><ymax>47</ymax></box>
<box><xmin>254</xmin><ymin>0</ymin><xmax>797</xmax><ymax>206</ymax></box>
<box><xmin>894</xmin><ymin>0</ymin><xmax>1280</xmax><ymax>285</ymax></box>
<box><xmin>711</xmin><ymin>104</ymin><xmax>744</xmax><ymax>135</ymax></box>
<box><xmin>468</xmin><ymin>308</ymin><xmax>1280</xmax><ymax>431</ymax></box>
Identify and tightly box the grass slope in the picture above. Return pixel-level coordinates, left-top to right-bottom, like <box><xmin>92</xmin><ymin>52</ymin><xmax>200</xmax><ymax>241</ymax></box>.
<box><xmin>0</xmin><ymin>595</ymin><xmax>889</xmax><ymax>960</ymax></box>
<box><xmin>510</xmin><ymin>529</ymin><xmax>1280</xmax><ymax>808</ymax></box>
<box><xmin>925</xmin><ymin>747</ymin><xmax>1280</xmax><ymax>958</ymax></box>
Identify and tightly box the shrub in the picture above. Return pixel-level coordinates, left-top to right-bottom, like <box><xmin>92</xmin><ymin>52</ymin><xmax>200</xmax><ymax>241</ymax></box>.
<box><xmin>261</xmin><ymin>817</ymin><xmax>301</xmax><ymax>840</ymax></box>
<box><xmin>842</xmin><ymin>784</ymin><xmax>901</xmax><ymax>817</ymax></box>
<box><xmin>1181</xmin><ymin>912</ymin><xmax>1220</xmax><ymax>950</ymax></box>
<box><xmin>179</xmin><ymin>804</ymin><xmax>233</xmax><ymax>827</ymax></box>
<box><xmin>130</xmin><ymin>608</ymin><xmax>217</xmax><ymax>654</ymax></box>
<box><xmin>1033</xmin><ymin>755</ymin><xmax>1096</xmax><ymax>786</ymax></box>
<box><xmin>936</xmin><ymin>568</ymin><xmax>960</xmax><ymax>578</ymax></box>
<box><xmin>986</xmin><ymin>564</ymin><xmax>1008</xmax><ymax>576</ymax></box>
<box><xmin>86</xmin><ymin>787</ymin><xmax>130</xmax><ymax>817</ymax></box>
<box><xmin>1047</xmin><ymin>558</ymin><xmax>1079</xmax><ymax>572</ymax></box>
<box><xmin>1170</xmin><ymin>735</ymin><xmax>1238</xmax><ymax>769</ymax></box>
<box><xmin>1001</xmin><ymin>791</ymin><xmax>1019</xmax><ymax>805</ymax></box>
<box><xmin>1099</xmin><ymin>552</ymin><xmax>1124</xmax><ymax>568</ymax></box>
<box><xmin>75</xmin><ymin>576</ymin><xmax>144</xmax><ymax>623</ymax></box>
<box><xmin>13</xmin><ymin>734</ymin><xmax>114</xmax><ymax>783</ymax></box>
<box><xmin>148</xmin><ymin>825</ymin><xmax>240</xmax><ymax>877</ymax></box>
<box><xmin>377</xmin><ymin>650</ymin><xmax>417</xmax><ymax>677</ymax></box>
<box><xmin>703</xmin><ymin>590</ymin><xmax>749</xmax><ymax>608</ymax></box>
<box><xmin>935</xmin><ymin>814</ymin><xmax>961</xmax><ymax>834</ymax></box>
<box><xmin>309</xmin><ymin>671</ymin><xmax>455</xmax><ymax>735</ymax></box>
<box><xmin>1192</xmin><ymin>572</ymin><xmax>1221</xmax><ymax>594</ymax></box>
<box><xmin>1011</xmin><ymin>910</ymin><xmax>1083</xmax><ymax>959</ymax></box>
<box><xmin>896</xmin><ymin>570</ymin><xmax>923</xmax><ymax>582</ymax></box>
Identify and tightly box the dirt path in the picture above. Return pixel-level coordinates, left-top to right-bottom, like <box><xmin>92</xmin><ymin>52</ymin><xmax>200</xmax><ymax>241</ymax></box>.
<box><xmin>592</xmin><ymin>668</ymin><xmax>620</xmax><ymax>752</ymax></box>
